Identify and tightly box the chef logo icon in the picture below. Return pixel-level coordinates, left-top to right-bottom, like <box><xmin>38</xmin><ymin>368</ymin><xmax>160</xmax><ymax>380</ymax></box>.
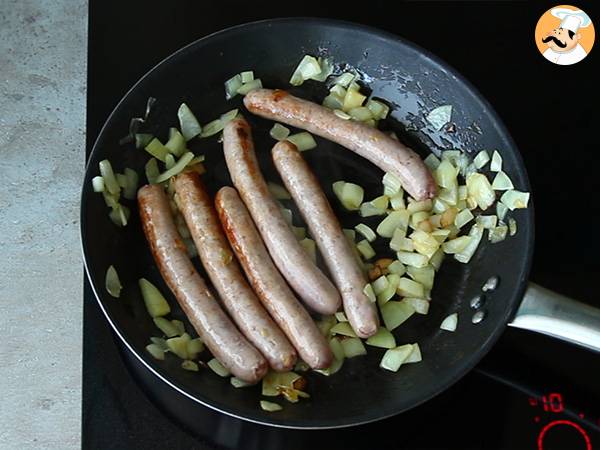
<box><xmin>535</xmin><ymin>5</ymin><xmax>595</xmax><ymax>65</ymax></box>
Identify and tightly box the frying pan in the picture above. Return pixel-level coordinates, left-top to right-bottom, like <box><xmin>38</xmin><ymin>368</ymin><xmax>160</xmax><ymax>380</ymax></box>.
<box><xmin>80</xmin><ymin>18</ymin><xmax>600</xmax><ymax>429</ymax></box>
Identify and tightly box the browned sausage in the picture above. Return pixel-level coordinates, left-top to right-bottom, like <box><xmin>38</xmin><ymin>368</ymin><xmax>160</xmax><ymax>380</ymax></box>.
<box><xmin>172</xmin><ymin>172</ymin><xmax>297</xmax><ymax>371</ymax></box>
<box><xmin>272</xmin><ymin>141</ymin><xmax>379</xmax><ymax>338</ymax></box>
<box><xmin>137</xmin><ymin>184</ymin><xmax>268</xmax><ymax>383</ymax></box>
<box><xmin>222</xmin><ymin>117</ymin><xmax>341</xmax><ymax>315</ymax></box>
<box><xmin>244</xmin><ymin>89</ymin><xmax>437</xmax><ymax>201</ymax></box>
<box><xmin>215</xmin><ymin>186</ymin><xmax>333</xmax><ymax>369</ymax></box>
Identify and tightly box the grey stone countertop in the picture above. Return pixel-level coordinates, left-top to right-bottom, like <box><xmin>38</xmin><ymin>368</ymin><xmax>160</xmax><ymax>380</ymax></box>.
<box><xmin>0</xmin><ymin>0</ymin><xmax>87</xmax><ymax>448</ymax></box>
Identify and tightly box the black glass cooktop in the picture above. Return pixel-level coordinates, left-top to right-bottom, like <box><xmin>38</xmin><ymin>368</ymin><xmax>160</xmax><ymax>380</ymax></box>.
<box><xmin>84</xmin><ymin>1</ymin><xmax>599</xmax><ymax>449</ymax></box>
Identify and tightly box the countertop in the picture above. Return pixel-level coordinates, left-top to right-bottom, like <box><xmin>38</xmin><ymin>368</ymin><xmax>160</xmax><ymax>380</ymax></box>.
<box><xmin>0</xmin><ymin>0</ymin><xmax>86</xmax><ymax>448</ymax></box>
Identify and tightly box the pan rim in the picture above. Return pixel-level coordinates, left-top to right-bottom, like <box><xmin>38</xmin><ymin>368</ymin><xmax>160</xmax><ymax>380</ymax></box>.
<box><xmin>80</xmin><ymin>16</ymin><xmax>534</xmax><ymax>429</ymax></box>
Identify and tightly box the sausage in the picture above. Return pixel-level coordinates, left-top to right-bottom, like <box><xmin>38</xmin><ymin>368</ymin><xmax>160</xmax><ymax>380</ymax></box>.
<box><xmin>172</xmin><ymin>172</ymin><xmax>297</xmax><ymax>371</ymax></box>
<box><xmin>137</xmin><ymin>184</ymin><xmax>268</xmax><ymax>383</ymax></box>
<box><xmin>243</xmin><ymin>89</ymin><xmax>437</xmax><ymax>201</ymax></box>
<box><xmin>272</xmin><ymin>141</ymin><xmax>379</xmax><ymax>338</ymax></box>
<box><xmin>215</xmin><ymin>186</ymin><xmax>333</xmax><ymax>369</ymax></box>
<box><xmin>222</xmin><ymin>117</ymin><xmax>341</xmax><ymax>315</ymax></box>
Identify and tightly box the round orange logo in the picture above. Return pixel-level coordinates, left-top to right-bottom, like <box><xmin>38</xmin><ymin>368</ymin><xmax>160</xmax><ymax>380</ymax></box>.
<box><xmin>535</xmin><ymin>5</ymin><xmax>595</xmax><ymax>65</ymax></box>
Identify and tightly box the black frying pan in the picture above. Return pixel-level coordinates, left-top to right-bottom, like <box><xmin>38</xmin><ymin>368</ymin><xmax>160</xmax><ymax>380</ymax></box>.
<box><xmin>80</xmin><ymin>18</ymin><xmax>600</xmax><ymax>429</ymax></box>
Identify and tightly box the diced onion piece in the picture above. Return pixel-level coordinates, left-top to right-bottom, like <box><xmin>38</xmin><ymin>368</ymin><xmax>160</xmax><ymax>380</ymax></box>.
<box><xmin>333</xmin><ymin>109</ymin><xmax>351</xmax><ymax>120</ymax></box>
<box><xmin>500</xmin><ymin>190</ymin><xmax>530</xmax><ymax>210</ymax></box>
<box><xmin>335</xmin><ymin>311</ymin><xmax>348</xmax><ymax>322</ymax></box>
<box><xmin>366</xmin><ymin>327</ymin><xmax>396</xmax><ymax>349</ymax></box>
<box><xmin>262</xmin><ymin>371</ymin><xmax>302</xmax><ymax>396</ymax></box>
<box><xmin>438</xmin><ymin>186</ymin><xmax>457</xmax><ymax>206</ymax></box>
<box><xmin>170</xmin><ymin>319</ymin><xmax>185</xmax><ymax>336</ymax></box>
<box><xmin>405</xmin><ymin>343</ymin><xmax>423</xmax><ymax>363</ymax></box>
<box><xmin>381</xmin><ymin>301</ymin><xmax>415</xmax><ymax>331</ymax></box>
<box><xmin>343</xmin><ymin>89</ymin><xmax>366</xmax><ymax>111</ymax></box>
<box><xmin>359</xmin><ymin>202</ymin><xmax>386</xmax><ymax>217</ymax></box>
<box><xmin>99</xmin><ymin>160</ymin><xmax>120</xmax><ymax>196</ymax></box>
<box><xmin>146</xmin><ymin>343</ymin><xmax>165</xmax><ymax>360</ymax></box>
<box><xmin>292</xmin><ymin>226</ymin><xmax>306</xmax><ymax>240</ymax></box>
<box><xmin>366</xmin><ymin>99</ymin><xmax>389</xmax><ymax>119</ymax></box>
<box><xmin>356</xmin><ymin>239</ymin><xmax>376</xmax><ymax>260</ymax></box>
<box><xmin>372</xmin><ymin>275</ymin><xmax>389</xmax><ymax>295</ymax></box>
<box><xmin>290</xmin><ymin>55</ymin><xmax>321</xmax><ymax>86</ymax></box>
<box><xmin>165</xmin><ymin>154</ymin><xmax>176</xmax><ymax>170</ymax></box>
<box><xmin>150</xmin><ymin>337</ymin><xmax>168</xmax><ymax>350</ymax></box>
<box><xmin>380</xmin><ymin>344</ymin><xmax>413</xmax><ymax>372</ymax></box>
<box><xmin>270</xmin><ymin>123</ymin><xmax>290</xmax><ymax>141</ymax></box>
<box><xmin>92</xmin><ymin>176</ymin><xmax>105</xmax><ymax>193</ymax></box>
<box><xmin>355</xmin><ymin>223</ymin><xmax>376</xmax><ymax>242</ymax></box>
<box><xmin>220</xmin><ymin>108</ymin><xmax>239</xmax><ymax>124</ymax></box>
<box><xmin>454</xmin><ymin>209</ymin><xmax>474</xmax><ymax>229</ymax></box>
<box><xmin>181</xmin><ymin>360</ymin><xmax>199</xmax><ymax>371</ymax></box>
<box><xmin>145</xmin><ymin>158</ymin><xmax>159</xmax><ymax>184</ymax></box>
<box><xmin>330</xmin><ymin>322</ymin><xmax>357</xmax><ymax>338</ymax></box>
<box><xmin>279</xmin><ymin>207</ymin><xmax>293</xmax><ymax>225</ymax></box>
<box><xmin>431</xmin><ymin>229</ymin><xmax>451</xmax><ymax>243</ymax></box>
<box><xmin>135</xmin><ymin>133</ymin><xmax>154</xmax><ymax>150</ymax></box>
<box><xmin>389</xmin><ymin>194</ymin><xmax>405</xmax><ymax>211</ymax></box>
<box><xmin>333</xmin><ymin>72</ymin><xmax>356</xmax><ymax>88</ymax></box>
<box><xmin>377</xmin><ymin>210</ymin><xmax>410</xmax><ymax>238</ymax></box>
<box><xmin>440</xmin><ymin>313</ymin><xmax>458</xmax><ymax>331</ymax></box>
<box><xmin>153</xmin><ymin>317</ymin><xmax>179</xmax><ymax>338</ymax></box>
<box><xmin>426</xmin><ymin>105</ymin><xmax>452</xmax><ymax>130</ymax></box>
<box><xmin>490</xmin><ymin>150</ymin><xmax>503</xmax><ymax>172</ymax></box>
<box><xmin>382</xmin><ymin>172</ymin><xmax>403</xmax><ymax>195</ymax></box>
<box><xmin>410</xmin><ymin>229</ymin><xmax>440</xmax><ymax>258</ymax></box>
<box><xmin>348</xmin><ymin>106</ymin><xmax>373</xmax><ymax>122</ymax></box>
<box><xmin>432</xmin><ymin>198</ymin><xmax>448</xmax><ymax>214</ymax></box>
<box><xmin>299</xmin><ymin>238</ymin><xmax>317</xmax><ymax>264</ymax></box>
<box><xmin>165</xmin><ymin>129</ymin><xmax>186</xmax><ymax>157</ymax></box>
<box><xmin>397</xmin><ymin>277</ymin><xmax>424</xmax><ymax>298</ymax></box>
<box><xmin>442</xmin><ymin>236</ymin><xmax>472</xmax><ymax>254</ymax></box>
<box><xmin>496</xmin><ymin>202</ymin><xmax>509</xmax><ymax>221</ymax></box>
<box><xmin>105</xmin><ymin>265</ymin><xmax>122</xmax><ymax>298</ymax></box>
<box><xmin>407</xmin><ymin>199</ymin><xmax>433</xmax><ymax>214</ymax></box>
<box><xmin>474</xmin><ymin>215</ymin><xmax>496</xmax><ymax>230</ymax></box>
<box><xmin>474</xmin><ymin>150</ymin><xmax>490</xmax><ymax>169</ymax></box>
<box><xmin>138</xmin><ymin>278</ymin><xmax>171</xmax><ymax>318</ymax></box>
<box><xmin>155</xmin><ymin>152</ymin><xmax>195</xmax><ymax>184</ymax></box>
<box><xmin>187</xmin><ymin>338</ymin><xmax>204</xmax><ymax>359</ymax></box>
<box><xmin>240</xmin><ymin>71</ymin><xmax>254</xmax><ymax>83</ymax></box>
<box><xmin>509</xmin><ymin>218</ymin><xmax>517</xmax><ymax>236</ymax></box>
<box><xmin>144</xmin><ymin>138</ymin><xmax>171</xmax><ymax>162</ymax></box>
<box><xmin>377</xmin><ymin>274</ymin><xmax>400</xmax><ymax>306</ymax></box>
<box><xmin>311</xmin><ymin>57</ymin><xmax>334</xmax><ymax>82</ymax></box>
<box><xmin>207</xmin><ymin>358</ymin><xmax>230</xmax><ymax>377</ymax></box>
<box><xmin>341</xmin><ymin>338</ymin><xmax>367</xmax><ymax>358</ymax></box>
<box><xmin>396</xmin><ymin>251</ymin><xmax>428</xmax><ymax>268</ymax></box>
<box><xmin>332</xmin><ymin>181</ymin><xmax>364</xmax><ymax>210</ymax></box>
<box><xmin>267</xmin><ymin>182</ymin><xmax>291</xmax><ymax>200</ymax></box>
<box><xmin>363</xmin><ymin>283</ymin><xmax>376</xmax><ymax>303</ymax></box>
<box><xmin>370</xmin><ymin>195</ymin><xmax>389</xmax><ymax>210</ymax></box>
<box><xmin>260</xmin><ymin>400</ymin><xmax>283</xmax><ymax>412</ymax></box>
<box><xmin>401</xmin><ymin>298</ymin><xmax>430</xmax><ymax>315</ymax></box>
<box><xmin>166</xmin><ymin>333</ymin><xmax>191</xmax><ymax>359</ymax></box>
<box><xmin>177</xmin><ymin>103</ymin><xmax>202</xmax><ymax>141</ymax></box>
<box><xmin>236</xmin><ymin>78</ymin><xmax>263</xmax><ymax>95</ymax></box>
<box><xmin>287</xmin><ymin>132</ymin><xmax>317</xmax><ymax>151</ymax></box>
<box><xmin>406</xmin><ymin>265</ymin><xmax>434</xmax><ymax>290</ymax></box>
<box><xmin>424</xmin><ymin>154</ymin><xmax>441</xmax><ymax>171</ymax></box>
<box><xmin>455</xmin><ymin>224</ymin><xmax>484</xmax><ymax>263</ymax></box>
<box><xmin>492</xmin><ymin>171</ymin><xmax>514</xmax><ymax>191</ymax></box>
<box><xmin>466</xmin><ymin>173</ymin><xmax>496</xmax><ymax>211</ymax></box>
<box><xmin>489</xmin><ymin>225</ymin><xmax>508</xmax><ymax>243</ymax></box>
<box><xmin>317</xmin><ymin>315</ymin><xmax>336</xmax><ymax>336</ymax></box>
<box><xmin>430</xmin><ymin>249</ymin><xmax>444</xmax><ymax>270</ymax></box>
<box><xmin>387</xmin><ymin>260</ymin><xmax>406</xmax><ymax>276</ymax></box>
<box><xmin>329</xmin><ymin>338</ymin><xmax>345</xmax><ymax>362</ymax></box>
<box><xmin>231</xmin><ymin>377</ymin><xmax>252</xmax><ymax>388</ymax></box>
<box><xmin>323</xmin><ymin>94</ymin><xmax>344</xmax><ymax>110</ymax></box>
<box><xmin>224</xmin><ymin>74</ymin><xmax>243</xmax><ymax>99</ymax></box>
<box><xmin>436</xmin><ymin>159</ymin><xmax>458</xmax><ymax>189</ymax></box>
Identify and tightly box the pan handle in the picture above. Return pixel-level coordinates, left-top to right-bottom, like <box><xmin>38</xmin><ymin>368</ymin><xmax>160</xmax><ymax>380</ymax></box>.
<box><xmin>508</xmin><ymin>283</ymin><xmax>600</xmax><ymax>352</ymax></box>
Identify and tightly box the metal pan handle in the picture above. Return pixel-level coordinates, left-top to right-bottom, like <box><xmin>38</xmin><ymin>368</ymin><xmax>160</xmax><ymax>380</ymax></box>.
<box><xmin>508</xmin><ymin>283</ymin><xmax>600</xmax><ymax>352</ymax></box>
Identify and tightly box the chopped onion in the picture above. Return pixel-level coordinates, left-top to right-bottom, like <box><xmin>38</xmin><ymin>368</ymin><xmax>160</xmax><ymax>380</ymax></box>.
<box><xmin>424</xmin><ymin>153</ymin><xmax>441</xmax><ymax>171</ymax></box>
<box><xmin>145</xmin><ymin>158</ymin><xmax>159</xmax><ymax>184</ymax></box>
<box><xmin>146</xmin><ymin>344</ymin><xmax>165</xmax><ymax>360</ymax></box>
<box><xmin>150</xmin><ymin>337</ymin><xmax>168</xmax><ymax>350</ymax></box>
<box><xmin>187</xmin><ymin>338</ymin><xmax>204</xmax><ymax>359</ymax></box>
<box><xmin>287</xmin><ymin>132</ymin><xmax>317</xmax><ymax>151</ymax></box>
<box><xmin>171</xmin><ymin>320</ymin><xmax>185</xmax><ymax>336</ymax></box>
<box><xmin>490</xmin><ymin>150</ymin><xmax>503</xmax><ymax>172</ymax></box>
<box><xmin>135</xmin><ymin>133</ymin><xmax>153</xmax><ymax>150</ymax></box>
<box><xmin>317</xmin><ymin>315</ymin><xmax>336</xmax><ymax>336</ymax></box>
<box><xmin>333</xmin><ymin>109</ymin><xmax>351</xmax><ymax>120</ymax></box>
<box><xmin>509</xmin><ymin>218</ymin><xmax>517</xmax><ymax>236</ymax></box>
<box><xmin>454</xmin><ymin>209</ymin><xmax>474</xmax><ymax>228</ymax></box>
<box><xmin>492</xmin><ymin>171</ymin><xmax>514</xmax><ymax>191</ymax></box>
<box><xmin>311</xmin><ymin>57</ymin><xmax>334</xmax><ymax>82</ymax></box>
<box><xmin>164</xmin><ymin>129</ymin><xmax>186</xmax><ymax>157</ymax></box>
<box><xmin>270</xmin><ymin>123</ymin><xmax>290</xmax><ymax>141</ymax></box>
<box><xmin>155</xmin><ymin>152</ymin><xmax>195</xmax><ymax>184</ymax></box>
<box><xmin>455</xmin><ymin>223</ymin><xmax>484</xmax><ymax>263</ymax></box>
<box><xmin>366</xmin><ymin>99</ymin><xmax>389</xmax><ymax>119</ymax></box>
<box><xmin>333</xmin><ymin>72</ymin><xmax>356</xmax><ymax>88</ymax></box>
<box><xmin>401</xmin><ymin>298</ymin><xmax>430</xmax><ymax>315</ymax></box>
<box><xmin>207</xmin><ymin>358</ymin><xmax>230</xmax><ymax>377</ymax></box>
<box><xmin>496</xmin><ymin>202</ymin><xmax>509</xmax><ymax>221</ymax></box>
<box><xmin>366</xmin><ymin>327</ymin><xmax>396</xmax><ymax>349</ymax></box>
<box><xmin>177</xmin><ymin>103</ymin><xmax>202</xmax><ymax>141</ymax></box>
<box><xmin>405</xmin><ymin>343</ymin><xmax>423</xmax><ymax>363</ymax></box>
<box><xmin>335</xmin><ymin>311</ymin><xmax>348</xmax><ymax>322</ymax></box>
<box><xmin>442</xmin><ymin>235</ymin><xmax>472</xmax><ymax>254</ymax></box>
<box><xmin>369</xmin><ymin>195</ymin><xmax>389</xmax><ymax>211</ymax></box>
<box><xmin>343</xmin><ymin>89</ymin><xmax>366</xmax><ymax>111</ymax></box>
<box><xmin>476</xmin><ymin>215</ymin><xmax>498</xmax><ymax>229</ymax></box>
<box><xmin>260</xmin><ymin>401</ymin><xmax>283</xmax><ymax>412</ymax></box>
<box><xmin>224</xmin><ymin>74</ymin><xmax>243</xmax><ymax>100</ymax></box>
<box><xmin>165</xmin><ymin>154</ymin><xmax>176</xmax><ymax>170</ymax></box>
<box><xmin>181</xmin><ymin>360</ymin><xmax>199</xmax><ymax>371</ymax></box>
<box><xmin>438</xmin><ymin>186</ymin><xmax>458</xmax><ymax>206</ymax></box>
<box><xmin>407</xmin><ymin>199</ymin><xmax>433</xmax><ymax>214</ymax></box>
<box><xmin>144</xmin><ymin>138</ymin><xmax>171</xmax><ymax>162</ymax></box>
<box><xmin>341</xmin><ymin>338</ymin><xmax>367</xmax><ymax>358</ymax></box>
<box><xmin>436</xmin><ymin>159</ymin><xmax>458</xmax><ymax>189</ymax></box>
<box><xmin>330</xmin><ymin>322</ymin><xmax>357</xmax><ymax>338</ymax></box>
<box><xmin>166</xmin><ymin>333</ymin><xmax>191</xmax><ymax>359</ymax></box>
<box><xmin>382</xmin><ymin>172</ymin><xmax>403</xmax><ymax>195</ymax></box>
<box><xmin>139</xmin><ymin>278</ymin><xmax>171</xmax><ymax>318</ymax></box>
<box><xmin>389</xmin><ymin>194</ymin><xmax>405</xmax><ymax>211</ymax></box>
<box><xmin>377</xmin><ymin>210</ymin><xmax>410</xmax><ymax>238</ymax></box>
<box><xmin>231</xmin><ymin>377</ymin><xmax>252</xmax><ymax>388</ymax></box>
<box><xmin>410</xmin><ymin>229</ymin><xmax>440</xmax><ymax>258</ymax></box>
<box><xmin>372</xmin><ymin>275</ymin><xmax>389</xmax><ymax>295</ymax></box>
<box><xmin>221</xmin><ymin>108</ymin><xmax>239</xmax><ymax>124</ymax></box>
<box><xmin>430</xmin><ymin>248</ymin><xmax>445</xmax><ymax>270</ymax></box>
<box><xmin>105</xmin><ymin>265</ymin><xmax>122</xmax><ymax>298</ymax></box>
<box><xmin>262</xmin><ymin>371</ymin><xmax>302</xmax><ymax>396</ymax></box>
<box><xmin>489</xmin><ymin>225</ymin><xmax>508</xmax><ymax>243</ymax></box>
<box><xmin>92</xmin><ymin>176</ymin><xmax>105</xmax><ymax>193</ymax></box>
<box><xmin>292</xmin><ymin>226</ymin><xmax>306</xmax><ymax>240</ymax></box>
<box><xmin>323</xmin><ymin>94</ymin><xmax>344</xmax><ymax>110</ymax></box>
<box><xmin>440</xmin><ymin>313</ymin><xmax>458</xmax><ymax>331</ymax></box>
<box><xmin>377</xmin><ymin>274</ymin><xmax>400</xmax><ymax>306</ymax></box>
<box><xmin>153</xmin><ymin>317</ymin><xmax>179</xmax><ymax>338</ymax></box>
<box><xmin>381</xmin><ymin>301</ymin><xmax>415</xmax><ymax>331</ymax></box>
<box><xmin>500</xmin><ymin>190</ymin><xmax>530</xmax><ymax>210</ymax></box>
<box><xmin>431</xmin><ymin>228</ymin><xmax>450</xmax><ymax>243</ymax></box>
<box><xmin>466</xmin><ymin>173</ymin><xmax>495</xmax><ymax>211</ymax></box>
<box><xmin>387</xmin><ymin>260</ymin><xmax>406</xmax><ymax>276</ymax></box>
<box><xmin>473</xmin><ymin>150</ymin><xmax>490</xmax><ymax>169</ymax></box>
<box><xmin>332</xmin><ymin>181</ymin><xmax>364</xmax><ymax>210</ymax></box>
<box><xmin>380</xmin><ymin>344</ymin><xmax>413</xmax><ymax>372</ymax></box>
<box><xmin>290</xmin><ymin>55</ymin><xmax>321</xmax><ymax>86</ymax></box>
<box><xmin>396</xmin><ymin>251</ymin><xmax>428</xmax><ymax>268</ymax></box>
<box><xmin>426</xmin><ymin>105</ymin><xmax>452</xmax><ymax>130</ymax></box>
<box><xmin>406</xmin><ymin>265</ymin><xmax>434</xmax><ymax>290</ymax></box>
<box><xmin>267</xmin><ymin>182</ymin><xmax>291</xmax><ymax>200</ymax></box>
<box><xmin>356</xmin><ymin>239</ymin><xmax>376</xmax><ymax>260</ymax></box>
<box><xmin>240</xmin><ymin>71</ymin><xmax>254</xmax><ymax>83</ymax></box>
<box><xmin>359</xmin><ymin>202</ymin><xmax>386</xmax><ymax>217</ymax></box>
<box><xmin>236</xmin><ymin>78</ymin><xmax>263</xmax><ymax>95</ymax></box>
<box><xmin>355</xmin><ymin>223</ymin><xmax>376</xmax><ymax>242</ymax></box>
<box><xmin>397</xmin><ymin>277</ymin><xmax>424</xmax><ymax>298</ymax></box>
<box><xmin>348</xmin><ymin>106</ymin><xmax>373</xmax><ymax>122</ymax></box>
<box><xmin>99</xmin><ymin>160</ymin><xmax>120</xmax><ymax>196</ymax></box>
<box><xmin>299</xmin><ymin>238</ymin><xmax>317</xmax><ymax>263</ymax></box>
<box><xmin>279</xmin><ymin>207</ymin><xmax>293</xmax><ymax>225</ymax></box>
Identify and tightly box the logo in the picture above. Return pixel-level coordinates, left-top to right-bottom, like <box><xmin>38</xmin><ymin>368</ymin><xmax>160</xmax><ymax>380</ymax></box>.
<box><xmin>535</xmin><ymin>5</ymin><xmax>595</xmax><ymax>65</ymax></box>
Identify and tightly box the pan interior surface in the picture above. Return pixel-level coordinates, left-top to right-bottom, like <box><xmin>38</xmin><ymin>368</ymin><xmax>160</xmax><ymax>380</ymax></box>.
<box><xmin>81</xmin><ymin>19</ymin><xmax>533</xmax><ymax>429</ymax></box>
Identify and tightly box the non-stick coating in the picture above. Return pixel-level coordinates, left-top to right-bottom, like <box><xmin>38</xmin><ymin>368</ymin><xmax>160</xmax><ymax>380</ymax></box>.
<box><xmin>81</xmin><ymin>19</ymin><xmax>534</xmax><ymax>429</ymax></box>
